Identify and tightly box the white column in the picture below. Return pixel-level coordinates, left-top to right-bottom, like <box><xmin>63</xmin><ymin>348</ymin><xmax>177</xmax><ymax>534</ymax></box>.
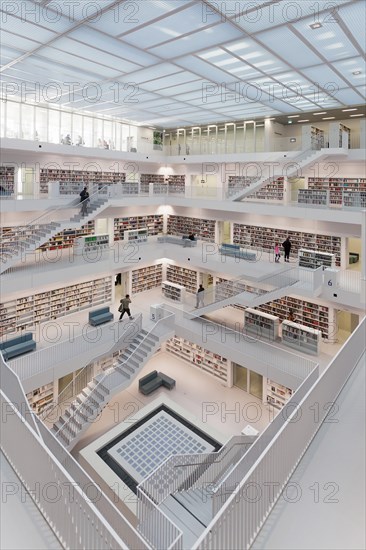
<box><xmin>226</xmin><ymin>360</ymin><xmax>233</xmax><ymax>388</ymax></box>
<box><xmin>328</xmin><ymin>306</ymin><xmax>338</xmax><ymax>344</ymax></box>
<box><xmin>360</xmin><ymin>120</ymin><xmax>366</xmax><ymax>150</ymax></box>
<box><xmin>340</xmin><ymin>236</ymin><xmax>348</xmax><ymax>268</ymax></box>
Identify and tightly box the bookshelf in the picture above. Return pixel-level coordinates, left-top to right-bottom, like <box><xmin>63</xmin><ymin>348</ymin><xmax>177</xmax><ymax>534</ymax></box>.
<box><xmin>297</xmin><ymin>189</ymin><xmax>328</xmax><ymax>206</ymax></box>
<box><xmin>281</xmin><ymin>320</ymin><xmax>321</xmax><ymax>356</ymax></box>
<box><xmin>244</xmin><ymin>308</ymin><xmax>280</xmax><ymax>341</ymax></box>
<box><xmin>26</xmin><ymin>383</ymin><xmax>54</xmax><ymax>415</ymax></box>
<box><xmin>0</xmin><ymin>276</ymin><xmax>112</xmax><ymax>336</ymax></box>
<box><xmin>343</xmin><ymin>191</ymin><xmax>366</xmax><ymax>208</ymax></box>
<box><xmin>124</xmin><ymin>228</ymin><xmax>148</xmax><ymax>243</ymax></box>
<box><xmin>0</xmin><ymin>166</ymin><xmax>15</xmax><ymax>194</ymax></box>
<box><xmin>339</xmin><ymin>123</ymin><xmax>351</xmax><ymax>148</ymax></box>
<box><xmin>113</xmin><ymin>215</ymin><xmax>163</xmax><ymax>241</ymax></box>
<box><xmin>166</xmin><ymin>336</ymin><xmax>229</xmax><ymax>385</ymax></box>
<box><xmin>307</xmin><ymin>177</ymin><xmax>366</xmax><ymax>207</ymax></box>
<box><xmin>74</xmin><ymin>234</ymin><xmax>109</xmax><ymax>255</ymax></box>
<box><xmin>298</xmin><ymin>249</ymin><xmax>336</xmax><ymax>270</ymax></box>
<box><xmin>40</xmin><ymin>168</ymin><xmax>126</xmax><ymax>194</ymax></box>
<box><xmin>140</xmin><ymin>174</ymin><xmax>164</xmax><ymax>194</ymax></box>
<box><xmin>266</xmin><ymin>379</ymin><xmax>293</xmax><ymax>409</ymax></box>
<box><xmin>162</xmin><ymin>281</ymin><xmax>186</xmax><ymax>303</ymax></box>
<box><xmin>167</xmin><ymin>215</ymin><xmax>216</xmax><ymax>242</ymax></box>
<box><xmin>215</xmin><ymin>277</ymin><xmax>266</xmax><ymax>310</ymax></box>
<box><xmin>257</xmin><ymin>297</ymin><xmax>329</xmax><ymax>339</ymax></box>
<box><xmin>39</xmin><ymin>221</ymin><xmax>95</xmax><ymax>251</ymax></box>
<box><xmin>166</xmin><ymin>264</ymin><xmax>198</xmax><ymax>294</ymax></box>
<box><xmin>131</xmin><ymin>264</ymin><xmax>162</xmax><ymax>294</ymax></box>
<box><xmin>228</xmin><ymin>176</ymin><xmax>284</xmax><ymax>200</ymax></box>
<box><xmin>166</xmin><ymin>175</ymin><xmax>185</xmax><ymax>194</ymax></box>
<box><xmin>233</xmin><ymin>223</ymin><xmax>341</xmax><ymax>266</ymax></box>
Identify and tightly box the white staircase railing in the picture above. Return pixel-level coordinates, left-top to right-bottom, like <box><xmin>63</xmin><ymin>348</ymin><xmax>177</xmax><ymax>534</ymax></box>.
<box><xmin>51</xmin><ymin>312</ymin><xmax>175</xmax><ymax>449</ymax></box>
<box><xmin>228</xmin><ymin>148</ymin><xmax>335</xmax><ymax>201</ymax></box>
<box><xmin>0</xmin><ymin>184</ymin><xmax>109</xmax><ymax>273</ymax></box>
<box><xmin>184</xmin><ymin>266</ymin><xmax>300</xmax><ymax>316</ymax></box>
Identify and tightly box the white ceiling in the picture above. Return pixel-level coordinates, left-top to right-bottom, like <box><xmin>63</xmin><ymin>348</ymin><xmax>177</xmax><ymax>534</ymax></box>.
<box><xmin>1</xmin><ymin>0</ymin><xmax>365</xmax><ymax>127</ymax></box>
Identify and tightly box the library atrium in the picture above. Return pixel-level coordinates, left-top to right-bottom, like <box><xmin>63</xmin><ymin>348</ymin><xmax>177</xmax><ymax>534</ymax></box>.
<box><xmin>0</xmin><ymin>1</ymin><xmax>365</xmax><ymax>549</ymax></box>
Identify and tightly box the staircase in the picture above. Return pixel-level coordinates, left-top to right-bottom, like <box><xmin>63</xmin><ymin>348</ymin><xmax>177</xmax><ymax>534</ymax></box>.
<box><xmin>137</xmin><ymin>435</ymin><xmax>254</xmax><ymax>549</ymax></box>
<box><xmin>0</xmin><ymin>186</ymin><xmax>110</xmax><ymax>274</ymax></box>
<box><xmin>51</xmin><ymin>324</ymin><xmax>174</xmax><ymax>451</ymax></box>
<box><xmin>187</xmin><ymin>267</ymin><xmax>302</xmax><ymax>317</ymax></box>
<box><xmin>229</xmin><ymin>148</ymin><xmax>346</xmax><ymax>201</ymax></box>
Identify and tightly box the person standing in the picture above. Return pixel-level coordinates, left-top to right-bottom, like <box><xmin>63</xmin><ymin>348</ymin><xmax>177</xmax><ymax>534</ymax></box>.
<box><xmin>119</xmin><ymin>294</ymin><xmax>133</xmax><ymax>320</ymax></box>
<box><xmin>80</xmin><ymin>187</ymin><xmax>89</xmax><ymax>215</ymax></box>
<box><xmin>274</xmin><ymin>242</ymin><xmax>280</xmax><ymax>263</ymax></box>
<box><xmin>196</xmin><ymin>284</ymin><xmax>205</xmax><ymax>308</ymax></box>
<box><xmin>282</xmin><ymin>237</ymin><xmax>292</xmax><ymax>262</ymax></box>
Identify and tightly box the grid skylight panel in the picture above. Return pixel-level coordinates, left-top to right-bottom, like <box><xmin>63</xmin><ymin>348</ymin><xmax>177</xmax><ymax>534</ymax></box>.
<box><xmin>256</xmin><ymin>27</ymin><xmax>323</xmax><ymax>67</ymax></box>
<box><xmin>34</xmin><ymin>47</ymin><xmax>122</xmax><ymax>78</ymax></box>
<box><xmin>338</xmin><ymin>2</ymin><xmax>366</xmax><ymax>52</ymax></box>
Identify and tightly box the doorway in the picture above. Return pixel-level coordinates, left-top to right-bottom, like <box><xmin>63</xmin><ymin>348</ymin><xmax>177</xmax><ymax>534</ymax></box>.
<box><xmin>337</xmin><ymin>310</ymin><xmax>359</xmax><ymax>342</ymax></box>
<box><xmin>347</xmin><ymin>237</ymin><xmax>361</xmax><ymax>271</ymax></box>
<box><xmin>233</xmin><ymin>362</ymin><xmax>263</xmax><ymax>400</ymax></box>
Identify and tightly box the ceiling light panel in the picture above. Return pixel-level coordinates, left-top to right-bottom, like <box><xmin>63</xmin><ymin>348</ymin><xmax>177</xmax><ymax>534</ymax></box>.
<box><xmin>31</xmin><ymin>47</ymin><xmax>121</xmax><ymax>78</ymax></box>
<box><xmin>333</xmin><ymin>89</ymin><xmax>365</xmax><ymax>104</ymax></box>
<box><xmin>0</xmin><ymin>14</ymin><xmax>58</xmax><ymax>42</ymax></box>
<box><xmin>292</xmin><ymin>17</ymin><xmax>359</xmax><ymax>61</ymax></box>
<box><xmin>337</xmin><ymin>2</ymin><xmax>366</xmax><ymax>52</ymax></box>
<box><xmin>118</xmin><ymin>63</ymin><xmax>184</xmax><ymax>84</ymax></box>
<box><xmin>137</xmin><ymin>72</ymin><xmax>200</xmax><ymax>92</ymax></box>
<box><xmin>81</xmin><ymin>0</ymin><xmax>187</xmax><ymax>35</ymax></box>
<box><xmin>122</xmin><ymin>4</ymin><xmax>221</xmax><ymax>49</ymax></box>
<box><xmin>256</xmin><ymin>27</ymin><xmax>322</xmax><ymax>67</ymax></box>
<box><xmin>356</xmin><ymin>86</ymin><xmax>366</xmax><ymax>99</ymax></box>
<box><xmin>301</xmin><ymin>65</ymin><xmax>350</xmax><ymax>89</ymax></box>
<box><xmin>234</xmin><ymin>0</ymin><xmax>350</xmax><ymax>33</ymax></box>
<box><xmin>150</xmin><ymin>23</ymin><xmax>243</xmax><ymax>58</ymax></box>
<box><xmin>155</xmin><ymin>81</ymin><xmax>204</xmax><ymax>96</ymax></box>
<box><xmin>177</xmin><ymin>56</ymin><xmax>241</xmax><ymax>83</ymax></box>
<box><xmin>48</xmin><ymin>37</ymin><xmax>142</xmax><ymax>73</ymax></box>
<box><xmin>0</xmin><ymin>31</ymin><xmax>42</xmax><ymax>52</ymax></box>
<box><xmin>332</xmin><ymin>58</ymin><xmax>365</xmax><ymax>84</ymax></box>
<box><xmin>67</xmin><ymin>29</ymin><xmax>159</xmax><ymax>66</ymax></box>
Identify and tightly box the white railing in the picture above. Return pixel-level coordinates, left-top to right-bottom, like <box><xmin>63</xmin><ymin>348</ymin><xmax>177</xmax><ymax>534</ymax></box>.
<box><xmin>182</xmin><ymin>266</ymin><xmax>299</xmax><ymax>312</ymax></box>
<box><xmin>138</xmin><ymin>435</ymin><xmax>252</xmax><ymax>506</ymax></box>
<box><xmin>193</xmin><ymin>317</ymin><xmax>365</xmax><ymax>549</ymax></box>
<box><xmin>9</xmin><ymin>316</ymin><xmax>142</xmax><ymax>381</ymax></box>
<box><xmin>338</xmin><ymin>270</ymin><xmax>362</xmax><ymax>293</ymax></box>
<box><xmin>137</xmin><ymin>490</ymin><xmax>183</xmax><ymax>550</ymax></box>
<box><xmin>171</xmin><ymin>307</ymin><xmax>316</xmax><ymax>381</ymax></box>
<box><xmin>297</xmin><ymin>265</ymin><xmax>323</xmax><ymax>292</ymax></box>
<box><xmin>53</xmin><ymin>312</ymin><xmax>175</xmax><ymax>443</ymax></box>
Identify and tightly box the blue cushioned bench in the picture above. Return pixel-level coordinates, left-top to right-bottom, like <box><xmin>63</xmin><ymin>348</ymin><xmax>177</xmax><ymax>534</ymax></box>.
<box><xmin>0</xmin><ymin>333</ymin><xmax>36</xmax><ymax>361</ymax></box>
<box><xmin>139</xmin><ymin>370</ymin><xmax>176</xmax><ymax>395</ymax></box>
<box><xmin>220</xmin><ymin>243</ymin><xmax>256</xmax><ymax>261</ymax></box>
<box><xmin>89</xmin><ymin>307</ymin><xmax>113</xmax><ymax>326</ymax></box>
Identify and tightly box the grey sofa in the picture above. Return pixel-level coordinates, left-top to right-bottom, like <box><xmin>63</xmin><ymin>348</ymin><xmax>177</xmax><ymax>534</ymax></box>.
<box><xmin>89</xmin><ymin>307</ymin><xmax>113</xmax><ymax>326</ymax></box>
<box><xmin>0</xmin><ymin>333</ymin><xmax>36</xmax><ymax>361</ymax></box>
<box><xmin>158</xmin><ymin>235</ymin><xmax>197</xmax><ymax>247</ymax></box>
<box><xmin>139</xmin><ymin>370</ymin><xmax>176</xmax><ymax>395</ymax></box>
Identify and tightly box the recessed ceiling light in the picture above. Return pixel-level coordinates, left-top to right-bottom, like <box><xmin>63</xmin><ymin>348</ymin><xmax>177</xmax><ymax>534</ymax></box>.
<box><xmin>350</xmin><ymin>114</ymin><xmax>364</xmax><ymax>117</ymax></box>
<box><xmin>322</xmin><ymin>117</ymin><xmax>336</xmax><ymax>120</ymax></box>
<box><xmin>297</xmin><ymin>119</ymin><xmax>310</xmax><ymax>122</ymax></box>
<box><xmin>352</xmin><ymin>70</ymin><xmax>361</xmax><ymax>75</ymax></box>
<box><xmin>310</xmin><ymin>22</ymin><xmax>322</xmax><ymax>29</ymax></box>
<box><xmin>313</xmin><ymin>112</ymin><xmax>327</xmax><ymax>115</ymax></box>
<box><xmin>342</xmin><ymin>108</ymin><xmax>357</xmax><ymax>112</ymax></box>
<box><xmin>287</xmin><ymin>115</ymin><xmax>300</xmax><ymax>118</ymax></box>
<box><xmin>288</xmin><ymin>120</ymin><xmax>293</xmax><ymax>124</ymax></box>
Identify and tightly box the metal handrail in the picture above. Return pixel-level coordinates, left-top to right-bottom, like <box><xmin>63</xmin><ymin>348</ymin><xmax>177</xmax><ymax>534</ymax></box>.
<box><xmin>42</xmin><ymin>315</ymin><xmax>142</xmax><ymax>421</ymax></box>
<box><xmin>53</xmin><ymin>312</ymin><xmax>175</xmax><ymax>441</ymax></box>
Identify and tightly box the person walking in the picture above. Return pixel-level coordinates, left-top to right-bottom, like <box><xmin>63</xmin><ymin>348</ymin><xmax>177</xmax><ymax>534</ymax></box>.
<box><xmin>196</xmin><ymin>284</ymin><xmax>205</xmax><ymax>308</ymax></box>
<box><xmin>274</xmin><ymin>242</ymin><xmax>280</xmax><ymax>263</ymax></box>
<box><xmin>282</xmin><ymin>237</ymin><xmax>292</xmax><ymax>262</ymax></box>
<box><xmin>118</xmin><ymin>294</ymin><xmax>133</xmax><ymax>320</ymax></box>
<box><xmin>80</xmin><ymin>187</ymin><xmax>89</xmax><ymax>215</ymax></box>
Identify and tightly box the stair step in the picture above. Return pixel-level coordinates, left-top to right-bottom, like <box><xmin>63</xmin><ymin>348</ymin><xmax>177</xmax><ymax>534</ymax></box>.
<box><xmin>115</xmin><ymin>366</ymin><xmax>131</xmax><ymax>379</ymax></box>
<box><xmin>174</xmin><ymin>489</ymin><xmax>214</xmax><ymax>527</ymax></box>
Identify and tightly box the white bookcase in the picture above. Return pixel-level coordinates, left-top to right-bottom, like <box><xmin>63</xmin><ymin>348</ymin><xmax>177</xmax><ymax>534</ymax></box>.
<box><xmin>162</xmin><ymin>281</ymin><xmax>186</xmax><ymax>303</ymax></box>
<box><xmin>166</xmin><ymin>264</ymin><xmax>198</xmax><ymax>294</ymax></box>
<box><xmin>298</xmin><ymin>248</ymin><xmax>336</xmax><ymax>269</ymax></box>
<box><xmin>74</xmin><ymin>234</ymin><xmax>109</xmax><ymax>255</ymax></box>
<box><xmin>166</xmin><ymin>336</ymin><xmax>229</xmax><ymax>385</ymax></box>
<box><xmin>281</xmin><ymin>320</ymin><xmax>321</xmax><ymax>356</ymax></box>
<box><xmin>266</xmin><ymin>379</ymin><xmax>293</xmax><ymax>409</ymax></box>
<box><xmin>131</xmin><ymin>264</ymin><xmax>163</xmax><ymax>294</ymax></box>
<box><xmin>244</xmin><ymin>308</ymin><xmax>280</xmax><ymax>340</ymax></box>
<box><xmin>343</xmin><ymin>191</ymin><xmax>366</xmax><ymax>208</ymax></box>
<box><xmin>124</xmin><ymin>228</ymin><xmax>148</xmax><ymax>243</ymax></box>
